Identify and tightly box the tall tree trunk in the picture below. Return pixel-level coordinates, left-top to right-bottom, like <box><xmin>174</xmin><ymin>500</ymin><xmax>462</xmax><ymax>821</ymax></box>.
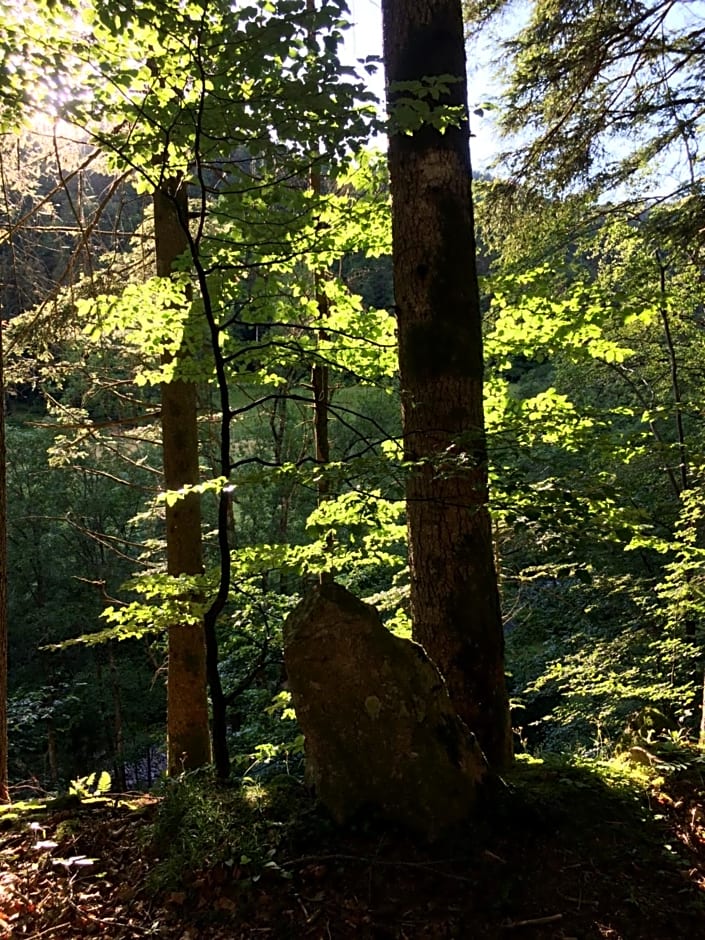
<box><xmin>310</xmin><ymin>237</ymin><xmax>332</xmax><ymax>582</ymax></box>
<box><xmin>381</xmin><ymin>0</ymin><xmax>512</xmax><ymax>768</ymax></box>
<box><xmin>307</xmin><ymin>0</ymin><xmax>332</xmax><ymax>584</ymax></box>
<box><xmin>154</xmin><ymin>181</ymin><xmax>211</xmax><ymax>775</ymax></box>
<box><xmin>655</xmin><ymin>252</ymin><xmax>705</xmax><ymax>735</ymax></box>
<box><xmin>0</xmin><ymin>317</ymin><xmax>8</xmax><ymax>803</ymax></box>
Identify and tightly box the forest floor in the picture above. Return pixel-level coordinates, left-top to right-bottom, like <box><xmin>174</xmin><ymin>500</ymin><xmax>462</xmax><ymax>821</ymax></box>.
<box><xmin>1</xmin><ymin>752</ymin><xmax>705</xmax><ymax>939</ymax></box>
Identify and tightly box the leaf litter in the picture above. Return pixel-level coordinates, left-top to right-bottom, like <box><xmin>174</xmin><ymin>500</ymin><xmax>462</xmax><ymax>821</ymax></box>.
<box><xmin>1</xmin><ymin>758</ymin><xmax>705</xmax><ymax>939</ymax></box>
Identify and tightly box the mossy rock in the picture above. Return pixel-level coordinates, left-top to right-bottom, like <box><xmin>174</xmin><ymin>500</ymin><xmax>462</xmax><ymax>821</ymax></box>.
<box><xmin>283</xmin><ymin>581</ymin><xmax>487</xmax><ymax>839</ymax></box>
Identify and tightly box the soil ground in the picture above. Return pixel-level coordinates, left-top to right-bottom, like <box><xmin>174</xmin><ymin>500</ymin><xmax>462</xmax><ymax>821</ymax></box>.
<box><xmin>1</xmin><ymin>754</ymin><xmax>704</xmax><ymax>939</ymax></box>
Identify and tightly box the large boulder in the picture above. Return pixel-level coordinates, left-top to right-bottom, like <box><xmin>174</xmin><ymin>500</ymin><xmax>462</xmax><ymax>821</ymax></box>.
<box><xmin>283</xmin><ymin>581</ymin><xmax>487</xmax><ymax>838</ymax></box>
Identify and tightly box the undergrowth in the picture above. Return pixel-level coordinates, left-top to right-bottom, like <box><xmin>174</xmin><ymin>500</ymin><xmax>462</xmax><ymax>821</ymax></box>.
<box><xmin>146</xmin><ymin>766</ymin><xmax>313</xmax><ymax>893</ymax></box>
<box><xmin>143</xmin><ymin>737</ymin><xmax>705</xmax><ymax>897</ymax></box>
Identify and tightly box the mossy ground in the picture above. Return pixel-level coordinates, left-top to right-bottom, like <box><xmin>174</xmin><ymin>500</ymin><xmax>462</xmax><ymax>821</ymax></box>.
<box><xmin>1</xmin><ymin>751</ymin><xmax>704</xmax><ymax>938</ymax></box>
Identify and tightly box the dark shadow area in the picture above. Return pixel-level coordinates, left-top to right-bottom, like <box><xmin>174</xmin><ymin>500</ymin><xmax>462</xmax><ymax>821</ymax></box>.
<box><xmin>2</xmin><ymin>754</ymin><xmax>704</xmax><ymax>938</ymax></box>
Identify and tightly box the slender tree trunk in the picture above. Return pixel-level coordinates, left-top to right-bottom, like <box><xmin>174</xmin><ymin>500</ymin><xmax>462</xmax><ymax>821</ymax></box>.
<box><xmin>381</xmin><ymin>0</ymin><xmax>512</xmax><ymax>768</ymax></box>
<box><xmin>311</xmin><ymin>282</ymin><xmax>332</xmax><ymax>582</ymax></box>
<box><xmin>108</xmin><ymin>644</ymin><xmax>127</xmax><ymax>791</ymax></box>
<box><xmin>656</xmin><ymin>252</ymin><xmax>687</xmax><ymax>494</ymax></box>
<box><xmin>654</xmin><ymin>253</ymin><xmax>703</xmax><ymax>729</ymax></box>
<box><xmin>46</xmin><ymin>719</ymin><xmax>58</xmax><ymax>785</ymax></box>
<box><xmin>307</xmin><ymin>0</ymin><xmax>333</xmax><ymax>584</ymax></box>
<box><xmin>312</xmin><ymin>362</ymin><xmax>330</xmax><ymax>493</ymax></box>
<box><xmin>154</xmin><ymin>181</ymin><xmax>211</xmax><ymax>775</ymax></box>
<box><xmin>190</xmin><ymin>227</ymin><xmax>231</xmax><ymax>780</ymax></box>
<box><xmin>0</xmin><ymin>315</ymin><xmax>8</xmax><ymax>803</ymax></box>
<box><xmin>95</xmin><ymin>654</ymin><xmax>116</xmax><ymax>780</ymax></box>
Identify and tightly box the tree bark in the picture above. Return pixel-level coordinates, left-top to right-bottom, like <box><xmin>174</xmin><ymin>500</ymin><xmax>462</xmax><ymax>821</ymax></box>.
<box><xmin>381</xmin><ymin>0</ymin><xmax>512</xmax><ymax>768</ymax></box>
<box><xmin>307</xmin><ymin>1</ymin><xmax>332</xmax><ymax>584</ymax></box>
<box><xmin>154</xmin><ymin>181</ymin><xmax>211</xmax><ymax>775</ymax></box>
<box><xmin>311</xmin><ymin>277</ymin><xmax>332</xmax><ymax>583</ymax></box>
<box><xmin>0</xmin><ymin>318</ymin><xmax>8</xmax><ymax>801</ymax></box>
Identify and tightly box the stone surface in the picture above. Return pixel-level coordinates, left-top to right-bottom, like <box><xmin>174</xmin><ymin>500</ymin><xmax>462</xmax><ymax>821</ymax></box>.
<box><xmin>283</xmin><ymin>581</ymin><xmax>487</xmax><ymax>838</ymax></box>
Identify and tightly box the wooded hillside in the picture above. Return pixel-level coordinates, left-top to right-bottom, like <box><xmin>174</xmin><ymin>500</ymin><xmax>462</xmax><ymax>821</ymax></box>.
<box><xmin>1</xmin><ymin>1</ymin><xmax>704</xmax><ymax>936</ymax></box>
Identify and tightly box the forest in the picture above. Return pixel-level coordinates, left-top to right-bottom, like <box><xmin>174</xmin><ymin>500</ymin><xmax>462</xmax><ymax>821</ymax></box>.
<box><xmin>1</xmin><ymin>0</ymin><xmax>705</xmax><ymax>937</ymax></box>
